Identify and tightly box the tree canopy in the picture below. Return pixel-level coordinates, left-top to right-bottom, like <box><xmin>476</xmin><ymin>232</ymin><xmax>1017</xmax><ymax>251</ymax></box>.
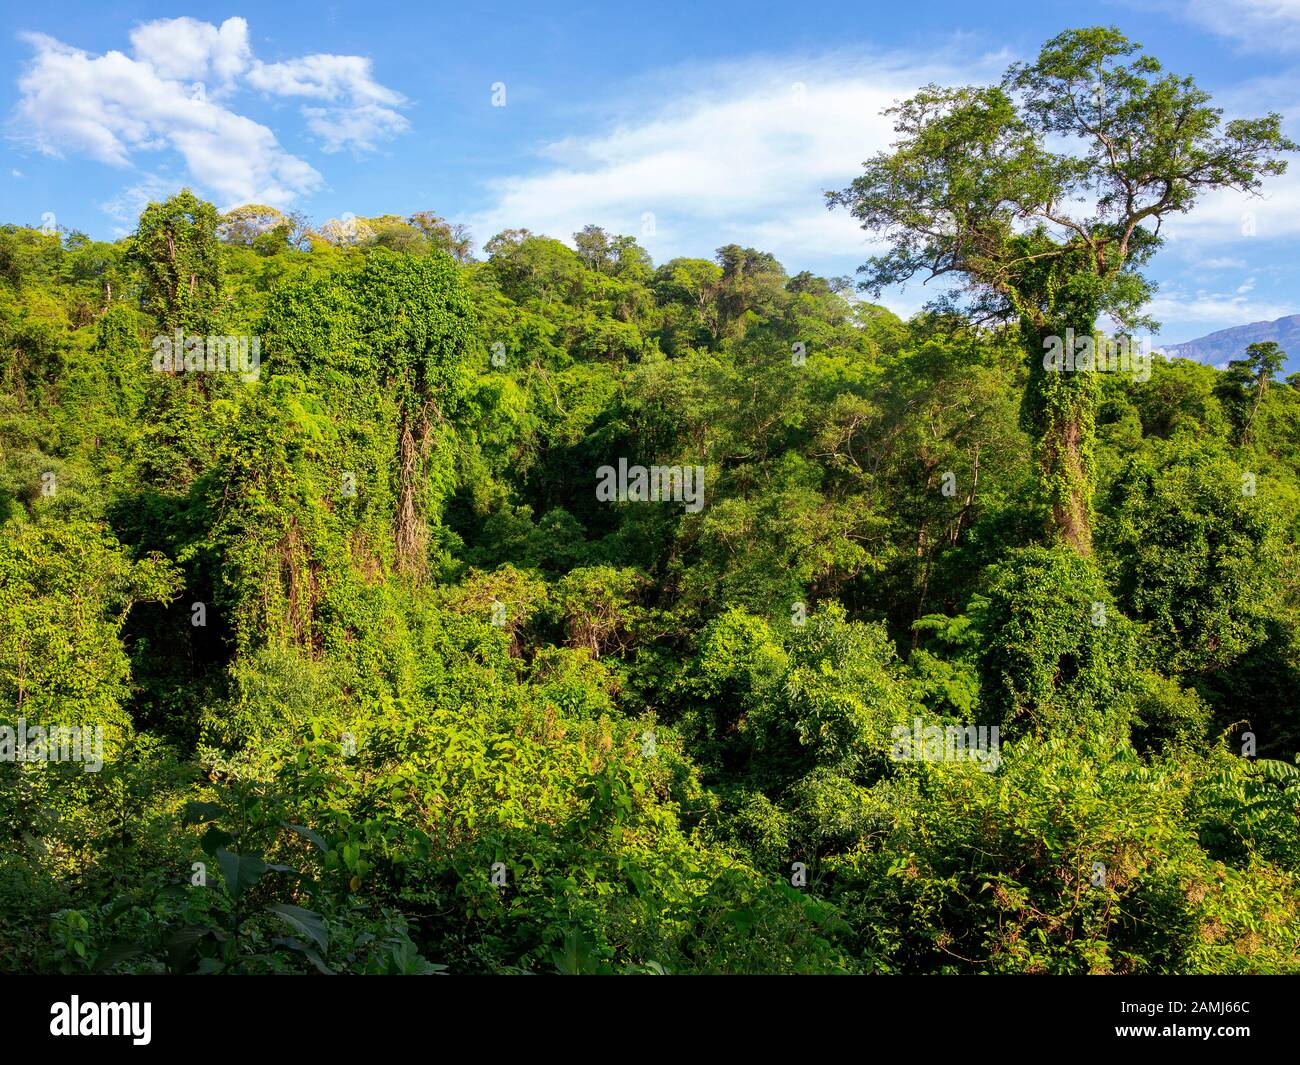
<box><xmin>829</xmin><ymin>26</ymin><xmax>1295</xmax><ymax>553</ymax></box>
<box><xmin>3</xmin><ymin>29</ymin><xmax>1300</xmax><ymax>977</ymax></box>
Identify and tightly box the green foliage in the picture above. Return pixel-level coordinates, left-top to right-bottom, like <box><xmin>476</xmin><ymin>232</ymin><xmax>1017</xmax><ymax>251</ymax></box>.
<box><xmin>3</xmin><ymin>99</ymin><xmax>1299</xmax><ymax>978</ymax></box>
<box><xmin>972</xmin><ymin>546</ymin><xmax>1136</xmax><ymax>737</ymax></box>
<box><xmin>1101</xmin><ymin>443</ymin><xmax>1285</xmax><ymax>675</ymax></box>
<box><xmin>828</xmin><ymin>737</ymin><xmax>1300</xmax><ymax>973</ymax></box>
<box><xmin>0</xmin><ymin>520</ymin><xmax>179</xmax><ymax>750</ymax></box>
<box><xmin>828</xmin><ymin>26</ymin><xmax>1295</xmax><ymax>552</ymax></box>
<box><xmin>126</xmin><ymin>190</ymin><xmax>225</xmax><ymax>332</ymax></box>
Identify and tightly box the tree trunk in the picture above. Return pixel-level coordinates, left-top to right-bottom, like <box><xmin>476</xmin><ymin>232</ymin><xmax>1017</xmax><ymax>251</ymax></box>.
<box><xmin>394</xmin><ymin>412</ymin><xmax>429</xmax><ymax>577</ymax></box>
<box><xmin>1023</xmin><ymin>319</ymin><xmax>1097</xmax><ymax>556</ymax></box>
<box><xmin>1041</xmin><ymin>411</ymin><xmax>1093</xmax><ymax>555</ymax></box>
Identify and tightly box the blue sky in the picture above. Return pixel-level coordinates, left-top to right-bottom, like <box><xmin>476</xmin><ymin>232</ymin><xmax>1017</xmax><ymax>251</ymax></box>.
<box><xmin>3</xmin><ymin>0</ymin><xmax>1299</xmax><ymax>349</ymax></box>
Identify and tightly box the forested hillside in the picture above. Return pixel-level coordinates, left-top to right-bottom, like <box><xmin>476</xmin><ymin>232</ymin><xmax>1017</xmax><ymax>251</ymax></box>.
<box><xmin>3</xmin><ymin>29</ymin><xmax>1300</xmax><ymax>977</ymax></box>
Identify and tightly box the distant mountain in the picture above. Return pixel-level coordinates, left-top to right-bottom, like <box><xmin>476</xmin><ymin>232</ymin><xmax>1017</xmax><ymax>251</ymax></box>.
<box><xmin>1162</xmin><ymin>314</ymin><xmax>1300</xmax><ymax>368</ymax></box>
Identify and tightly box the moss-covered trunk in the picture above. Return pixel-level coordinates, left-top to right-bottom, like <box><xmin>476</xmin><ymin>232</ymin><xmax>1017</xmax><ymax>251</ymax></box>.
<box><xmin>1022</xmin><ymin>318</ymin><xmax>1098</xmax><ymax>556</ymax></box>
<box><xmin>394</xmin><ymin>409</ymin><xmax>431</xmax><ymax>577</ymax></box>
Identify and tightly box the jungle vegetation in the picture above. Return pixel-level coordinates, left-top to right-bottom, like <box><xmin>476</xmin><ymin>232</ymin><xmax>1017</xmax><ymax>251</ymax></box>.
<box><xmin>2</xmin><ymin>27</ymin><xmax>1299</xmax><ymax>976</ymax></box>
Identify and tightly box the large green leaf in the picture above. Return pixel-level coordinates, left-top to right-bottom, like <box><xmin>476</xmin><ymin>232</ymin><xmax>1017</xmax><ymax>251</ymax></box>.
<box><xmin>215</xmin><ymin>849</ymin><xmax>270</xmax><ymax>898</ymax></box>
<box><xmin>166</xmin><ymin>927</ymin><xmax>209</xmax><ymax>973</ymax></box>
<box><xmin>267</xmin><ymin>903</ymin><xmax>329</xmax><ymax>953</ymax></box>
<box><xmin>282</xmin><ymin>821</ymin><xmax>329</xmax><ymax>852</ymax></box>
<box><xmin>201</xmin><ymin>826</ymin><xmax>235</xmax><ymax>857</ymax></box>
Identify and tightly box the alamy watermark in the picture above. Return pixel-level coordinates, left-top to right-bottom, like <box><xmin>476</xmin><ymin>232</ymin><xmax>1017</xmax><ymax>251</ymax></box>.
<box><xmin>596</xmin><ymin>458</ymin><xmax>705</xmax><ymax>513</ymax></box>
<box><xmin>50</xmin><ymin>996</ymin><xmax>150</xmax><ymax>1044</ymax></box>
<box><xmin>1042</xmin><ymin>329</ymin><xmax>1154</xmax><ymax>383</ymax></box>
<box><xmin>890</xmin><ymin>717</ymin><xmax>1001</xmax><ymax>772</ymax></box>
<box><xmin>0</xmin><ymin>720</ymin><xmax>103</xmax><ymax>772</ymax></box>
<box><xmin>152</xmin><ymin>330</ymin><xmax>261</xmax><ymax>382</ymax></box>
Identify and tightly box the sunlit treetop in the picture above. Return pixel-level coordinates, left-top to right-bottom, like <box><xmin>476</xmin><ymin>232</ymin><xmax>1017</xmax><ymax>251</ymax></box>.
<box><xmin>829</xmin><ymin>26</ymin><xmax>1297</xmax><ymax>331</ymax></box>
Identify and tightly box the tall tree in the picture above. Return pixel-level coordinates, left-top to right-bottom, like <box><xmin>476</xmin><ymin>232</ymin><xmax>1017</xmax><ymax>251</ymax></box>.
<box><xmin>126</xmin><ymin>189</ymin><xmax>224</xmax><ymax>333</ymax></box>
<box><xmin>573</xmin><ymin>225</ymin><xmax>614</xmax><ymax>273</ymax></box>
<box><xmin>257</xmin><ymin>249</ymin><xmax>477</xmax><ymax>579</ymax></box>
<box><xmin>217</xmin><ymin>204</ymin><xmax>309</xmax><ymax>252</ymax></box>
<box><xmin>829</xmin><ymin>27</ymin><xmax>1294</xmax><ymax>553</ymax></box>
<box><xmin>408</xmin><ymin>211</ymin><xmax>475</xmax><ymax>262</ymax></box>
<box><xmin>1224</xmin><ymin>340</ymin><xmax>1286</xmax><ymax>445</ymax></box>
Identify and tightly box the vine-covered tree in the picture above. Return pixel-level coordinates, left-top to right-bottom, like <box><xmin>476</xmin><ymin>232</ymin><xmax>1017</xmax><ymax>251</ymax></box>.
<box><xmin>126</xmin><ymin>189</ymin><xmax>224</xmax><ymax>333</ymax></box>
<box><xmin>829</xmin><ymin>26</ymin><xmax>1295</xmax><ymax>553</ymax></box>
<box><xmin>4</xmin><ymin>35</ymin><xmax>1300</xmax><ymax>976</ymax></box>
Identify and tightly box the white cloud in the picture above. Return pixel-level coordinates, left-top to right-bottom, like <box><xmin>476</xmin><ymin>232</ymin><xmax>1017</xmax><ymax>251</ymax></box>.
<box><xmin>246</xmin><ymin>53</ymin><xmax>403</xmax><ymax>105</ymax></box>
<box><xmin>302</xmin><ymin>102</ymin><xmax>409</xmax><ymax>153</ymax></box>
<box><xmin>467</xmin><ymin>49</ymin><xmax>1008</xmax><ymax>267</ymax></box>
<box><xmin>128</xmin><ymin>16</ymin><xmax>252</xmax><ymax>85</ymax></box>
<box><xmin>1147</xmin><ymin>290</ymin><xmax>1296</xmax><ymax>328</ymax></box>
<box><xmin>1159</xmin><ymin>172</ymin><xmax>1300</xmax><ymax>247</ymax></box>
<box><xmin>467</xmin><ymin>39</ymin><xmax>1297</xmax><ymax>276</ymax></box>
<box><xmin>247</xmin><ymin>53</ymin><xmax>409</xmax><ymax>152</ymax></box>
<box><xmin>9</xmin><ymin>17</ymin><xmax>409</xmax><ymax>210</ymax></box>
<box><xmin>1164</xmin><ymin>1</ymin><xmax>1300</xmax><ymax>51</ymax></box>
<box><xmin>459</xmin><ymin>41</ymin><xmax>1297</xmax><ymax>349</ymax></box>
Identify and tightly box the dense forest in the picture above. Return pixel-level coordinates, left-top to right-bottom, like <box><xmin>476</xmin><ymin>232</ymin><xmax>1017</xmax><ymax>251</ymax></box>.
<box><xmin>3</xmin><ymin>27</ymin><xmax>1300</xmax><ymax>976</ymax></box>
